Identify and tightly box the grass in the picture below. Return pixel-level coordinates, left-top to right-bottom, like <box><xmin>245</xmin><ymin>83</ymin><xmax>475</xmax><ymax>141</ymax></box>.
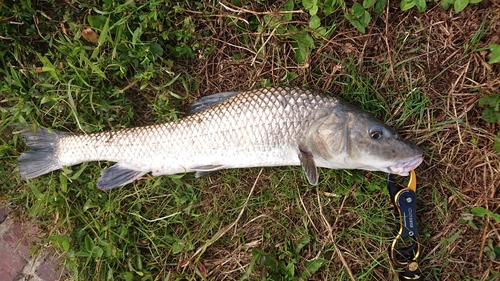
<box><xmin>1</xmin><ymin>1</ymin><xmax>499</xmax><ymax>281</ymax></box>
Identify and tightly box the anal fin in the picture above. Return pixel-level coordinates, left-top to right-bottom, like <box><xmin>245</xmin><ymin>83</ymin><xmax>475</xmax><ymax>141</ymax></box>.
<box><xmin>97</xmin><ymin>163</ymin><xmax>148</xmax><ymax>190</ymax></box>
<box><xmin>298</xmin><ymin>147</ymin><xmax>318</xmax><ymax>185</ymax></box>
<box><xmin>191</xmin><ymin>164</ymin><xmax>223</xmax><ymax>178</ymax></box>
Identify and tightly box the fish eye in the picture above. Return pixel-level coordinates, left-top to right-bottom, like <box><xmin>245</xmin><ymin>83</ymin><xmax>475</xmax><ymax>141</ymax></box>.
<box><xmin>369</xmin><ymin>125</ymin><xmax>384</xmax><ymax>140</ymax></box>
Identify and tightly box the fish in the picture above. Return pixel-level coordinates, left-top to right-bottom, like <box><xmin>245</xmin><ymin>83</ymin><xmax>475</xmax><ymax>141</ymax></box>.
<box><xmin>17</xmin><ymin>86</ymin><xmax>423</xmax><ymax>190</ymax></box>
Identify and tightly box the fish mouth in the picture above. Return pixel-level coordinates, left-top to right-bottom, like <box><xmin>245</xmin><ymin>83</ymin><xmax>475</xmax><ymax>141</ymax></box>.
<box><xmin>387</xmin><ymin>155</ymin><xmax>423</xmax><ymax>176</ymax></box>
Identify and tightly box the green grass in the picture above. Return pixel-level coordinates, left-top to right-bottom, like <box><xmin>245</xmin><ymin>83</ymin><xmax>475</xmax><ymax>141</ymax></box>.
<box><xmin>1</xmin><ymin>0</ymin><xmax>499</xmax><ymax>280</ymax></box>
<box><xmin>0</xmin><ymin>1</ymin><xmax>423</xmax><ymax>280</ymax></box>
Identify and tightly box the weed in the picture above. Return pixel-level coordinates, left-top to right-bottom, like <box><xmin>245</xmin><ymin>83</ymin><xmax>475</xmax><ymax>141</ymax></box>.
<box><xmin>1</xmin><ymin>0</ymin><xmax>499</xmax><ymax>280</ymax></box>
<box><xmin>484</xmin><ymin>239</ymin><xmax>500</xmax><ymax>261</ymax></box>
<box><xmin>247</xmin><ymin>233</ymin><xmax>326</xmax><ymax>280</ymax></box>
<box><xmin>400</xmin><ymin>0</ymin><xmax>427</xmax><ymax>12</ymax></box>
<box><xmin>479</xmin><ymin>94</ymin><xmax>500</xmax><ymax>123</ymax></box>
<box><xmin>478</xmin><ymin>44</ymin><xmax>500</xmax><ymax>152</ymax></box>
<box><xmin>345</xmin><ymin>3</ymin><xmax>372</xmax><ymax>34</ymax></box>
<box><xmin>440</xmin><ymin>0</ymin><xmax>483</xmax><ymax>12</ymax></box>
<box><xmin>488</xmin><ymin>44</ymin><xmax>500</xmax><ymax>64</ymax></box>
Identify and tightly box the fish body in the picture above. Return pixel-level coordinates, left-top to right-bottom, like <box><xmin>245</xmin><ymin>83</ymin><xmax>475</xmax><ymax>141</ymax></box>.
<box><xmin>18</xmin><ymin>87</ymin><xmax>423</xmax><ymax>190</ymax></box>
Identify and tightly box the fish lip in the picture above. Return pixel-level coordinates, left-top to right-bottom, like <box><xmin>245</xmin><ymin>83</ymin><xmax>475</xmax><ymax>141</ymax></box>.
<box><xmin>387</xmin><ymin>155</ymin><xmax>423</xmax><ymax>176</ymax></box>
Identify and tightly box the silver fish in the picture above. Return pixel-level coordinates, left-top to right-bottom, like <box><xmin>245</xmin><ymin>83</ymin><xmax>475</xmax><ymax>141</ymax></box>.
<box><xmin>18</xmin><ymin>87</ymin><xmax>423</xmax><ymax>190</ymax></box>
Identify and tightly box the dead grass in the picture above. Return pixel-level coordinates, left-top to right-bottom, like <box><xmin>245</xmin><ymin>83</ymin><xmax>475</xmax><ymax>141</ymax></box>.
<box><xmin>3</xmin><ymin>0</ymin><xmax>499</xmax><ymax>280</ymax></box>
<box><xmin>171</xmin><ymin>1</ymin><xmax>500</xmax><ymax>280</ymax></box>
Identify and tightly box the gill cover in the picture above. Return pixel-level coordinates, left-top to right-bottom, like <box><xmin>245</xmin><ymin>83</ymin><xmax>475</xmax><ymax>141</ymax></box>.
<box><xmin>310</xmin><ymin>110</ymin><xmax>350</xmax><ymax>161</ymax></box>
<box><xmin>297</xmin><ymin>110</ymin><xmax>350</xmax><ymax>185</ymax></box>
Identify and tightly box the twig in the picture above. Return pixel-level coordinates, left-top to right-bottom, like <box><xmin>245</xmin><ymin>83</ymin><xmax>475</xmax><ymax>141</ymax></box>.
<box><xmin>189</xmin><ymin>168</ymin><xmax>263</xmax><ymax>260</ymax></box>
<box><xmin>447</xmin><ymin>58</ymin><xmax>471</xmax><ymax>145</ymax></box>
<box><xmin>128</xmin><ymin>212</ymin><xmax>181</xmax><ymax>222</ymax></box>
<box><xmin>384</xmin><ymin>0</ymin><xmax>400</xmax><ymax>96</ymax></box>
<box><xmin>251</xmin><ymin>25</ymin><xmax>280</xmax><ymax>66</ymax></box>
<box><xmin>233</xmin><ymin>168</ymin><xmax>263</xmax><ymax>236</ymax></box>
<box><xmin>332</xmin><ymin>243</ymin><xmax>356</xmax><ymax>281</ymax></box>
<box><xmin>478</xmin><ymin>212</ymin><xmax>490</xmax><ymax>267</ymax></box>
<box><xmin>333</xmin><ymin>184</ymin><xmax>357</xmax><ymax>229</ymax></box>
<box><xmin>317</xmin><ymin>189</ymin><xmax>356</xmax><ymax>281</ymax></box>
<box><xmin>478</xmin><ymin>164</ymin><xmax>490</xmax><ymax>267</ymax></box>
<box><xmin>219</xmin><ymin>2</ymin><xmax>304</xmax><ymax>15</ymax></box>
<box><xmin>298</xmin><ymin>187</ymin><xmax>320</xmax><ymax>234</ymax></box>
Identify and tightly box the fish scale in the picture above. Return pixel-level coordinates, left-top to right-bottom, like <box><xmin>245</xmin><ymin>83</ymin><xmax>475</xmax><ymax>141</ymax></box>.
<box><xmin>18</xmin><ymin>86</ymin><xmax>423</xmax><ymax>190</ymax></box>
<box><xmin>62</xmin><ymin>88</ymin><xmax>328</xmax><ymax>170</ymax></box>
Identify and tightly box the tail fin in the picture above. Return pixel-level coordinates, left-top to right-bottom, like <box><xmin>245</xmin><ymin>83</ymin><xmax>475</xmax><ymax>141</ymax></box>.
<box><xmin>18</xmin><ymin>127</ymin><xmax>64</xmax><ymax>179</ymax></box>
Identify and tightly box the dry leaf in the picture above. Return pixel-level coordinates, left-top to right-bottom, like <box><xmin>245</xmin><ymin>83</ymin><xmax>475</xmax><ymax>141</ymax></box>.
<box><xmin>82</xmin><ymin>28</ymin><xmax>99</xmax><ymax>43</ymax></box>
<box><xmin>197</xmin><ymin>263</ymin><xmax>207</xmax><ymax>277</ymax></box>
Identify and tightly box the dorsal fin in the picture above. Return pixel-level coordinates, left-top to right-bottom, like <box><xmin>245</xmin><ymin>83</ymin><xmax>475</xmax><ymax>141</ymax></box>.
<box><xmin>189</xmin><ymin>91</ymin><xmax>241</xmax><ymax>114</ymax></box>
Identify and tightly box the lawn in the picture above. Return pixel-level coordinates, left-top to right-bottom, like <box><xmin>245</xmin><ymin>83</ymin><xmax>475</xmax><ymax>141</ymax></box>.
<box><xmin>1</xmin><ymin>0</ymin><xmax>499</xmax><ymax>280</ymax></box>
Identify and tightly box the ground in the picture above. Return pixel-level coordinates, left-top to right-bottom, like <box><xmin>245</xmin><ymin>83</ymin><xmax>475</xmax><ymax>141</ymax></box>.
<box><xmin>0</xmin><ymin>206</ymin><xmax>67</xmax><ymax>281</ymax></box>
<box><xmin>0</xmin><ymin>0</ymin><xmax>499</xmax><ymax>280</ymax></box>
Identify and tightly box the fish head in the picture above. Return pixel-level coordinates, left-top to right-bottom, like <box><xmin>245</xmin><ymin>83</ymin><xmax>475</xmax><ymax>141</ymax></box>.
<box><xmin>310</xmin><ymin>104</ymin><xmax>423</xmax><ymax>176</ymax></box>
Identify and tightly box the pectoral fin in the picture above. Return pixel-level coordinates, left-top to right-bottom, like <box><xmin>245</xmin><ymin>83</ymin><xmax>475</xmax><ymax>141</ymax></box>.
<box><xmin>298</xmin><ymin>148</ymin><xmax>318</xmax><ymax>185</ymax></box>
<box><xmin>97</xmin><ymin>163</ymin><xmax>148</xmax><ymax>190</ymax></box>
